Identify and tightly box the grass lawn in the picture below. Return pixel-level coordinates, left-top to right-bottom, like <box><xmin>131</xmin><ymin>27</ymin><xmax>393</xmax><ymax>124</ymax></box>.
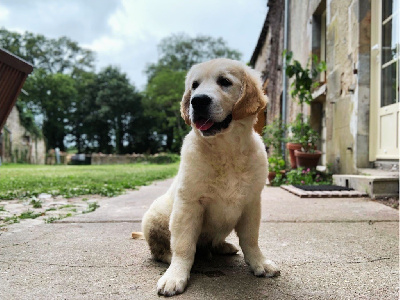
<box><xmin>0</xmin><ymin>163</ymin><xmax>179</xmax><ymax>200</ymax></box>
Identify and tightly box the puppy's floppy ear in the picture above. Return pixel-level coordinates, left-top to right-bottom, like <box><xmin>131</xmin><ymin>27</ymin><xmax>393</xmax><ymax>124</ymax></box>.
<box><xmin>181</xmin><ymin>89</ymin><xmax>191</xmax><ymax>125</ymax></box>
<box><xmin>180</xmin><ymin>85</ymin><xmax>191</xmax><ymax>126</ymax></box>
<box><xmin>232</xmin><ymin>68</ymin><xmax>267</xmax><ymax>120</ymax></box>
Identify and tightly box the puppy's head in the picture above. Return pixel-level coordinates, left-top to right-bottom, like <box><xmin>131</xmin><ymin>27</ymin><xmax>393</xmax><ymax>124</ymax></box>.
<box><xmin>181</xmin><ymin>58</ymin><xmax>267</xmax><ymax>137</ymax></box>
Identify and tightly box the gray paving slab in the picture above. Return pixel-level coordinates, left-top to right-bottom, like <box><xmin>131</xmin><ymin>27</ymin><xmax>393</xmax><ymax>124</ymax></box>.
<box><xmin>261</xmin><ymin>187</ymin><xmax>399</xmax><ymax>222</ymax></box>
<box><xmin>0</xmin><ymin>222</ymin><xmax>398</xmax><ymax>299</ymax></box>
<box><xmin>56</xmin><ymin>178</ymin><xmax>174</xmax><ymax>223</ymax></box>
<box><xmin>0</xmin><ymin>179</ymin><xmax>399</xmax><ymax>299</ymax></box>
<box><xmin>57</xmin><ymin>179</ymin><xmax>398</xmax><ymax>223</ymax></box>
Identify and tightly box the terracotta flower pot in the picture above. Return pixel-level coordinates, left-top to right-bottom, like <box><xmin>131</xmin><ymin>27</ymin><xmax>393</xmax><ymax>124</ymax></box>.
<box><xmin>294</xmin><ymin>150</ymin><xmax>322</xmax><ymax>169</ymax></box>
<box><xmin>286</xmin><ymin>142</ymin><xmax>302</xmax><ymax>169</ymax></box>
<box><xmin>268</xmin><ymin>171</ymin><xmax>276</xmax><ymax>183</ymax></box>
<box><xmin>268</xmin><ymin>170</ymin><xmax>286</xmax><ymax>184</ymax></box>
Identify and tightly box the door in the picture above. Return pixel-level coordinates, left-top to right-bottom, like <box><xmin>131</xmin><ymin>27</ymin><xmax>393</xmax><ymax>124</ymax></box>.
<box><xmin>370</xmin><ymin>0</ymin><xmax>400</xmax><ymax>160</ymax></box>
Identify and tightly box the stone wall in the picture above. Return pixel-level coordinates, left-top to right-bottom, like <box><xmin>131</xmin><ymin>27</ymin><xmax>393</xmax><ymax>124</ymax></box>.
<box><xmin>287</xmin><ymin>0</ymin><xmax>371</xmax><ymax>174</ymax></box>
<box><xmin>1</xmin><ymin>106</ymin><xmax>46</xmax><ymax>164</ymax></box>
<box><xmin>91</xmin><ymin>154</ymin><xmax>145</xmax><ymax>165</ymax></box>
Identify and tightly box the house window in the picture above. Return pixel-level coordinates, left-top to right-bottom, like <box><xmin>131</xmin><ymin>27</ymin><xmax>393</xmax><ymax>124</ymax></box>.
<box><xmin>22</xmin><ymin>135</ymin><xmax>30</xmax><ymax>146</ymax></box>
<box><xmin>311</xmin><ymin>3</ymin><xmax>327</xmax><ymax>165</ymax></box>
<box><xmin>370</xmin><ymin>0</ymin><xmax>400</xmax><ymax>160</ymax></box>
<box><xmin>381</xmin><ymin>0</ymin><xmax>399</xmax><ymax>107</ymax></box>
<box><xmin>312</xmin><ymin>4</ymin><xmax>327</xmax><ymax>83</ymax></box>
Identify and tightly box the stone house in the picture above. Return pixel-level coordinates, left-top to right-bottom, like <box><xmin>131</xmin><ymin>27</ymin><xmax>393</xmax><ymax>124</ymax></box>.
<box><xmin>0</xmin><ymin>48</ymin><xmax>45</xmax><ymax>164</ymax></box>
<box><xmin>251</xmin><ymin>0</ymin><xmax>399</xmax><ymax>174</ymax></box>
<box><xmin>0</xmin><ymin>106</ymin><xmax>46</xmax><ymax>164</ymax></box>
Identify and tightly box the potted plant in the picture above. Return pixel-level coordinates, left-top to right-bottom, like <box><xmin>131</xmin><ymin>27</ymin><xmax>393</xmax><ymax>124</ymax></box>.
<box><xmin>293</xmin><ymin>119</ymin><xmax>321</xmax><ymax>168</ymax></box>
<box><xmin>286</xmin><ymin>113</ymin><xmax>303</xmax><ymax>168</ymax></box>
<box><xmin>283</xmin><ymin>50</ymin><xmax>326</xmax><ymax>169</ymax></box>
<box><xmin>267</xmin><ymin>155</ymin><xmax>286</xmax><ymax>183</ymax></box>
<box><xmin>262</xmin><ymin>118</ymin><xmax>286</xmax><ymax>182</ymax></box>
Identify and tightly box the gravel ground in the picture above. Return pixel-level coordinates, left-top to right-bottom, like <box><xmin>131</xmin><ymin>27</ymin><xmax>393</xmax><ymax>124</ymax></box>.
<box><xmin>373</xmin><ymin>197</ymin><xmax>399</xmax><ymax>210</ymax></box>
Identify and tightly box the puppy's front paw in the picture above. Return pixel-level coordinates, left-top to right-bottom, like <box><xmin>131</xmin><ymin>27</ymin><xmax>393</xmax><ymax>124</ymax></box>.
<box><xmin>157</xmin><ymin>271</ymin><xmax>189</xmax><ymax>297</ymax></box>
<box><xmin>251</xmin><ymin>259</ymin><xmax>280</xmax><ymax>278</ymax></box>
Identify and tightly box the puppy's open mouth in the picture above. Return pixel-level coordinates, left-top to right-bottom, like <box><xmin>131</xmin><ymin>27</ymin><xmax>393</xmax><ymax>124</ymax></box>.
<box><xmin>194</xmin><ymin>114</ymin><xmax>232</xmax><ymax>136</ymax></box>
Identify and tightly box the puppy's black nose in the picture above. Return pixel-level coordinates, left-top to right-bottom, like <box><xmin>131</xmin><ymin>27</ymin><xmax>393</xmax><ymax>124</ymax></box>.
<box><xmin>191</xmin><ymin>94</ymin><xmax>212</xmax><ymax>112</ymax></box>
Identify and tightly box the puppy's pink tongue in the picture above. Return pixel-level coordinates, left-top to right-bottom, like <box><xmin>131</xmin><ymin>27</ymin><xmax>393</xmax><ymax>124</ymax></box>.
<box><xmin>195</xmin><ymin>119</ymin><xmax>214</xmax><ymax>131</ymax></box>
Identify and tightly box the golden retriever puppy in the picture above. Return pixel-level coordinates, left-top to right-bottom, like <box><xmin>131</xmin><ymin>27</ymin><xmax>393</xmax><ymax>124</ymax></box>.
<box><xmin>140</xmin><ymin>58</ymin><xmax>280</xmax><ymax>296</ymax></box>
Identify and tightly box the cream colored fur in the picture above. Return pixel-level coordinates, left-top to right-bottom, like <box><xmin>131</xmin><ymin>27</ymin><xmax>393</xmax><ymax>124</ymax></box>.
<box><xmin>140</xmin><ymin>58</ymin><xmax>280</xmax><ymax>297</ymax></box>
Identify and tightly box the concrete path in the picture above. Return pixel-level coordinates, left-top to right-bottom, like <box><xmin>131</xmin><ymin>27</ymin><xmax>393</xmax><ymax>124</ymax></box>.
<box><xmin>0</xmin><ymin>179</ymin><xmax>398</xmax><ymax>299</ymax></box>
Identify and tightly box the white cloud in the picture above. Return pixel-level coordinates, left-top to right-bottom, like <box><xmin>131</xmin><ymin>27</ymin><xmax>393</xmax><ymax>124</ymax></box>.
<box><xmin>0</xmin><ymin>0</ymin><xmax>267</xmax><ymax>87</ymax></box>
<box><xmin>85</xmin><ymin>36</ymin><xmax>125</xmax><ymax>53</ymax></box>
<box><xmin>0</xmin><ymin>4</ymin><xmax>10</xmax><ymax>21</ymax></box>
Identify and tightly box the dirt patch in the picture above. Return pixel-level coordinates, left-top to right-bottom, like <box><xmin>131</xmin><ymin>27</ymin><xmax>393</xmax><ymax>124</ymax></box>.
<box><xmin>373</xmin><ymin>197</ymin><xmax>399</xmax><ymax>210</ymax></box>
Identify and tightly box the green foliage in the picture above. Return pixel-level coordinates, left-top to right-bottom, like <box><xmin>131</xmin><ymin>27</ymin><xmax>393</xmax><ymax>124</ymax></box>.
<box><xmin>143</xmin><ymin>33</ymin><xmax>242</xmax><ymax>153</ymax></box>
<box><xmin>79</xmin><ymin>66</ymin><xmax>144</xmax><ymax>154</ymax></box>
<box><xmin>19</xmin><ymin>210</ymin><xmax>42</xmax><ymax>219</ymax></box>
<box><xmin>143</xmin><ymin>69</ymin><xmax>189</xmax><ymax>152</ymax></box>
<box><xmin>263</xmin><ymin>118</ymin><xmax>287</xmax><ymax>157</ymax></box>
<box><xmin>272</xmin><ymin>167</ymin><xmax>332</xmax><ymax>186</ymax></box>
<box><xmin>30</xmin><ymin>199</ymin><xmax>42</xmax><ymax>208</ymax></box>
<box><xmin>287</xmin><ymin>113</ymin><xmax>320</xmax><ymax>153</ymax></box>
<box><xmin>45</xmin><ymin>216</ymin><xmax>62</xmax><ymax>223</ymax></box>
<box><xmin>59</xmin><ymin>204</ymin><xmax>75</xmax><ymax>209</ymax></box>
<box><xmin>0</xmin><ymin>163</ymin><xmax>179</xmax><ymax>200</ymax></box>
<box><xmin>15</xmin><ymin>101</ymin><xmax>42</xmax><ymax>138</ymax></box>
<box><xmin>144</xmin><ymin>153</ymin><xmax>181</xmax><ymax>164</ymax></box>
<box><xmin>20</xmin><ymin>69</ymin><xmax>78</xmax><ymax>151</ymax></box>
<box><xmin>146</xmin><ymin>33</ymin><xmax>242</xmax><ymax>79</ymax></box>
<box><xmin>268</xmin><ymin>155</ymin><xmax>286</xmax><ymax>173</ymax></box>
<box><xmin>82</xmin><ymin>202</ymin><xmax>99</xmax><ymax>214</ymax></box>
<box><xmin>3</xmin><ymin>215</ymin><xmax>19</xmax><ymax>225</ymax></box>
<box><xmin>283</xmin><ymin>50</ymin><xmax>326</xmax><ymax>106</ymax></box>
<box><xmin>1</xmin><ymin>28</ymin><xmax>243</xmax><ymax>154</ymax></box>
<box><xmin>0</xmin><ymin>27</ymin><xmax>95</xmax><ymax>75</ymax></box>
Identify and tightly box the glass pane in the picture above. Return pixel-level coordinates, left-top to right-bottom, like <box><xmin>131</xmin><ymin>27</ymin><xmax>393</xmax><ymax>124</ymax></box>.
<box><xmin>381</xmin><ymin>62</ymin><xmax>397</xmax><ymax>106</ymax></box>
<box><xmin>382</xmin><ymin>17</ymin><xmax>399</xmax><ymax>64</ymax></box>
<box><xmin>398</xmin><ymin>61</ymin><xmax>399</xmax><ymax>103</ymax></box>
<box><xmin>383</xmin><ymin>0</ymin><xmax>399</xmax><ymax>21</ymax></box>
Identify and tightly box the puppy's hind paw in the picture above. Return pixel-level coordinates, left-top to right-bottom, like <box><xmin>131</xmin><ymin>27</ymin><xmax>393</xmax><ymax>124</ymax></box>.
<box><xmin>212</xmin><ymin>242</ymin><xmax>239</xmax><ymax>255</ymax></box>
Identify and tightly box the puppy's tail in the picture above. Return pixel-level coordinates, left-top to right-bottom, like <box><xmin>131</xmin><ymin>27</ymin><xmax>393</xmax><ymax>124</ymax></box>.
<box><xmin>131</xmin><ymin>232</ymin><xmax>145</xmax><ymax>240</ymax></box>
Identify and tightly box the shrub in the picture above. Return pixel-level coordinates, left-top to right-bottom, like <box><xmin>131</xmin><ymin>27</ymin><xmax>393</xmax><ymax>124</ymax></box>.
<box><xmin>145</xmin><ymin>153</ymin><xmax>180</xmax><ymax>164</ymax></box>
<box><xmin>272</xmin><ymin>167</ymin><xmax>332</xmax><ymax>186</ymax></box>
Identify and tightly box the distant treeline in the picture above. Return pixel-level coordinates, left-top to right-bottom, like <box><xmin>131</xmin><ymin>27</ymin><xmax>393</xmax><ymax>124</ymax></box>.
<box><xmin>0</xmin><ymin>28</ymin><xmax>241</xmax><ymax>154</ymax></box>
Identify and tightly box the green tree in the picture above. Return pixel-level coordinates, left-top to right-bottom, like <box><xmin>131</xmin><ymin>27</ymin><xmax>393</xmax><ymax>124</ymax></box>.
<box><xmin>68</xmin><ymin>70</ymin><xmax>97</xmax><ymax>153</ymax></box>
<box><xmin>143</xmin><ymin>69</ymin><xmax>187</xmax><ymax>152</ymax></box>
<box><xmin>21</xmin><ymin>69</ymin><xmax>78</xmax><ymax>151</ymax></box>
<box><xmin>0</xmin><ymin>28</ymin><xmax>95</xmax><ymax>151</ymax></box>
<box><xmin>0</xmin><ymin>28</ymin><xmax>94</xmax><ymax>75</ymax></box>
<box><xmin>80</xmin><ymin>66</ymin><xmax>144</xmax><ymax>154</ymax></box>
<box><xmin>143</xmin><ymin>33</ymin><xmax>242</xmax><ymax>152</ymax></box>
<box><xmin>146</xmin><ymin>33</ymin><xmax>241</xmax><ymax>78</ymax></box>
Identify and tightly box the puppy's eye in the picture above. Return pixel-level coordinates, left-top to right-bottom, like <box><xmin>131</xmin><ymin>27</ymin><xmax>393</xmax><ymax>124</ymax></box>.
<box><xmin>217</xmin><ymin>77</ymin><xmax>232</xmax><ymax>87</ymax></box>
<box><xmin>192</xmin><ymin>81</ymin><xmax>199</xmax><ymax>90</ymax></box>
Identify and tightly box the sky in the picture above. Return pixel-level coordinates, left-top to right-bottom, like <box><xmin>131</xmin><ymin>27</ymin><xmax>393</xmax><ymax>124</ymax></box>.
<box><xmin>0</xmin><ymin>0</ymin><xmax>267</xmax><ymax>89</ymax></box>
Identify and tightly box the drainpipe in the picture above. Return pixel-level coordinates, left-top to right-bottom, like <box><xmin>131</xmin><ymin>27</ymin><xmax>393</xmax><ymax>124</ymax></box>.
<box><xmin>281</xmin><ymin>0</ymin><xmax>289</xmax><ymax>159</ymax></box>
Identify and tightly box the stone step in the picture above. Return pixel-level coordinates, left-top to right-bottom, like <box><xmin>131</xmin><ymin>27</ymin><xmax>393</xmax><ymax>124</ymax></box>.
<box><xmin>333</xmin><ymin>171</ymin><xmax>399</xmax><ymax>199</ymax></box>
<box><xmin>374</xmin><ymin>160</ymin><xmax>399</xmax><ymax>172</ymax></box>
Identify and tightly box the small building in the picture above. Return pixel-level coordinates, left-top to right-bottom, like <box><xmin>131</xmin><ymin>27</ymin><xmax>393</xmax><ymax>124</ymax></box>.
<box><xmin>0</xmin><ymin>48</ymin><xmax>45</xmax><ymax>164</ymax></box>
<box><xmin>1</xmin><ymin>106</ymin><xmax>46</xmax><ymax>164</ymax></box>
<box><xmin>251</xmin><ymin>0</ymin><xmax>399</xmax><ymax>175</ymax></box>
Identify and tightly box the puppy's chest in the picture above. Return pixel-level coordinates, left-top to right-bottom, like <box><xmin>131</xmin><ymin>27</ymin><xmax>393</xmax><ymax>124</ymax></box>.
<box><xmin>203</xmin><ymin>154</ymin><xmax>256</xmax><ymax>201</ymax></box>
